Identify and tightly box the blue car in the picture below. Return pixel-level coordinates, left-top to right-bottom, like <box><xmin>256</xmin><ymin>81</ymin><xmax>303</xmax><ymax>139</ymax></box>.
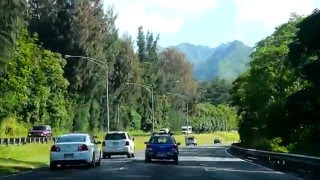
<box><xmin>144</xmin><ymin>133</ymin><xmax>181</xmax><ymax>165</ymax></box>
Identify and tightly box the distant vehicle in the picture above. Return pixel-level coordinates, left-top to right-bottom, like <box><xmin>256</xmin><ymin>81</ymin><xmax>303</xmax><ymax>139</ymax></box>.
<box><xmin>214</xmin><ymin>138</ymin><xmax>221</xmax><ymax>144</ymax></box>
<box><xmin>27</xmin><ymin>125</ymin><xmax>52</xmax><ymax>139</ymax></box>
<box><xmin>102</xmin><ymin>131</ymin><xmax>135</xmax><ymax>159</ymax></box>
<box><xmin>185</xmin><ymin>136</ymin><xmax>197</xmax><ymax>146</ymax></box>
<box><xmin>144</xmin><ymin>133</ymin><xmax>180</xmax><ymax>165</ymax></box>
<box><xmin>49</xmin><ymin>133</ymin><xmax>101</xmax><ymax>170</ymax></box>
<box><xmin>181</xmin><ymin>126</ymin><xmax>192</xmax><ymax>134</ymax></box>
<box><xmin>159</xmin><ymin>128</ymin><xmax>170</xmax><ymax>134</ymax></box>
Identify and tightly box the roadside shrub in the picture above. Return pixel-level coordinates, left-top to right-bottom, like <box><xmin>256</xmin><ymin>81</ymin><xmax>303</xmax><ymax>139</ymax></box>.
<box><xmin>0</xmin><ymin>117</ymin><xmax>28</xmax><ymax>137</ymax></box>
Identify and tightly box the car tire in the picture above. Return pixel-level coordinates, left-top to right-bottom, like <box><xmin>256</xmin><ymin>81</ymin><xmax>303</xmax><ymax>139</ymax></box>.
<box><xmin>96</xmin><ymin>152</ymin><xmax>101</xmax><ymax>166</ymax></box>
<box><xmin>102</xmin><ymin>153</ymin><xmax>107</xmax><ymax>159</ymax></box>
<box><xmin>49</xmin><ymin>162</ymin><xmax>57</xmax><ymax>170</ymax></box>
<box><xmin>131</xmin><ymin>153</ymin><xmax>135</xmax><ymax>158</ymax></box>
<box><xmin>89</xmin><ymin>154</ymin><xmax>96</xmax><ymax>168</ymax></box>
<box><xmin>173</xmin><ymin>156</ymin><xmax>179</xmax><ymax>165</ymax></box>
<box><xmin>127</xmin><ymin>153</ymin><xmax>132</xmax><ymax>158</ymax></box>
<box><xmin>107</xmin><ymin>154</ymin><xmax>111</xmax><ymax>159</ymax></box>
<box><xmin>145</xmin><ymin>156</ymin><xmax>151</xmax><ymax>163</ymax></box>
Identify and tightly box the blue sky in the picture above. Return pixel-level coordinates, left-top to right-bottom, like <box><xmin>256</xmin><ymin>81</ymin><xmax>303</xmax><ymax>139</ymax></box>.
<box><xmin>103</xmin><ymin>0</ymin><xmax>320</xmax><ymax>48</ymax></box>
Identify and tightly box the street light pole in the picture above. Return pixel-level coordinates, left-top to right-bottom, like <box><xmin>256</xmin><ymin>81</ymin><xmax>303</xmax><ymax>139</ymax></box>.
<box><xmin>166</xmin><ymin>92</ymin><xmax>188</xmax><ymax>133</ymax></box>
<box><xmin>186</xmin><ymin>100</ymin><xmax>189</xmax><ymax>132</ymax></box>
<box><xmin>64</xmin><ymin>55</ymin><xmax>110</xmax><ymax>132</ymax></box>
<box><xmin>106</xmin><ymin>71</ymin><xmax>110</xmax><ymax>132</ymax></box>
<box><xmin>126</xmin><ymin>81</ymin><xmax>179</xmax><ymax>132</ymax></box>
<box><xmin>151</xmin><ymin>87</ymin><xmax>155</xmax><ymax>132</ymax></box>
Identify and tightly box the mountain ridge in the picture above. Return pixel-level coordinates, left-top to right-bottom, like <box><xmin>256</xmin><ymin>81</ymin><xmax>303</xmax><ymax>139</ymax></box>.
<box><xmin>158</xmin><ymin>40</ymin><xmax>253</xmax><ymax>82</ymax></box>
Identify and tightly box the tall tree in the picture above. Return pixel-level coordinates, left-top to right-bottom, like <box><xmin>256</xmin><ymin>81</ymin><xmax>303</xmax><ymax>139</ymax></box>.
<box><xmin>0</xmin><ymin>0</ymin><xmax>27</xmax><ymax>73</ymax></box>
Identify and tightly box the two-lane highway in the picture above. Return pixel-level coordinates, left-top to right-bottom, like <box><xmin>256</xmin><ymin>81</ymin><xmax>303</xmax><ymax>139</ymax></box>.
<box><xmin>2</xmin><ymin>145</ymin><xmax>301</xmax><ymax>180</ymax></box>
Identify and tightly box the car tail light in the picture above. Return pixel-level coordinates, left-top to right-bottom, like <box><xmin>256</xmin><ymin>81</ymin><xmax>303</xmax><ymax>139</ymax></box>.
<box><xmin>125</xmin><ymin>141</ymin><xmax>129</xmax><ymax>146</ymax></box>
<box><xmin>78</xmin><ymin>144</ymin><xmax>88</xmax><ymax>151</ymax></box>
<box><xmin>102</xmin><ymin>141</ymin><xmax>106</xmax><ymax>146</ymax></box>
<box><xmin>50</xmin><ymin>145</ymin><xmax>60</xmax><ymax>152</ymax></box>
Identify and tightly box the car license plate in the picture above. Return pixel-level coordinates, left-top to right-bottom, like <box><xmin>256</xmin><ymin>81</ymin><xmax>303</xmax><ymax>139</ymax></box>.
<box><xmin>64</xmin><ymin>153</ymin><xmax>74</xmax><ymax>159</ymax></box>
<box><xmin>112</xmin><ymin>142</ymin><xmax>118</xmax><ymax>146</ymax></box>
<box><xmin>157</xmin><ymin>152</ymin><xmax>166</xmax><ymax>157</ymax></box>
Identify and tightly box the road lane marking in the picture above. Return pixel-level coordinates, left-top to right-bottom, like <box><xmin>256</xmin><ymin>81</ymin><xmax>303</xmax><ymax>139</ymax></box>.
<box><xmin>195</xmin><ymin>156</ymin><xmax>244</xmax><ymax>162</ymax></box>
<box><xmin>224</xmin><ymin>148</ymin><xmax>275</xmax><ymax>171</ymax></box>
<box><xmin>1</xmin><ymin>170</ymin><xmax>33</xmax><ymax>179</ymax></box>
<box><xmin>204</xmin><ymin>167</ymin><xmax>284</xmax><ymax>174</ymax></box>
<box><xmin>113</xmin><ymin>175</ymin><xmax>151</xmax><ymax>178</ymax></box>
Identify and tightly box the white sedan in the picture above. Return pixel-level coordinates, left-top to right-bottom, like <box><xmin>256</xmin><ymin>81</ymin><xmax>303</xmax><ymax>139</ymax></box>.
<box><xmin>50</xmin><ymin>133</ymin><xmax>101</xmax><ymax>169</ymax></box>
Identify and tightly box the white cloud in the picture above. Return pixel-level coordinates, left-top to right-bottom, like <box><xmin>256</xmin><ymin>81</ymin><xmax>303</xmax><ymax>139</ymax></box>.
<box><xmin>235</xmin><ymin>0</ymin><xmax>315</xmax><ymax>29</ymax></box>
<box><xmin>103</xmin><ymin>0</ymin><xmax>218</xmax><ymax>36</ymax></box>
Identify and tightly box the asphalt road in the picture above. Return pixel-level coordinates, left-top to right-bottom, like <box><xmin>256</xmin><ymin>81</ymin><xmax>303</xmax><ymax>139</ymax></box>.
<box><xmin>2</xmin><ymin>145</ymin><xmax>301</xmax><ymax>180</ymax></box>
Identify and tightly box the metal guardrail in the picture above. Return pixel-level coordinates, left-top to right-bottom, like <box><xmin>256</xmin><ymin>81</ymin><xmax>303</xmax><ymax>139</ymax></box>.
<box><xmin>0</xmin><ymin>137</ymin><xmax>57</xmax><ymax>146</ymax></box>
<box><xmin>230</xmin><ymin>143</ymin><xmax>320</xmax><ymax>178</ymax></box>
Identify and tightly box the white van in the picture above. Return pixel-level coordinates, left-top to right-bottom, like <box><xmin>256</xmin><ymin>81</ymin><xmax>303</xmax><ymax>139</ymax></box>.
<box><xmin>181</xmin><ymin>126</ymin><xmax>192</xmax><ymax>134</ymax></box>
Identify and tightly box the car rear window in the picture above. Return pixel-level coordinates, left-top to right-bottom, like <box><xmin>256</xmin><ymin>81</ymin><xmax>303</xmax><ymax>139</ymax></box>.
<box><xmin>188</xmin><ymin>137</ymin><xmax>194</xmax><ymax>140</ymax></box>
<box><xmin>32</xmin><ymin>126</ymin><xmax>47</xmax><ymax>130</ymax></box>
<box><xmin>56</xmin><ymin>135</ymin><xmax>86</xmax><ymax>143</ymax></box>
<box><xmin>149</xmin><ymin>136</ymin><xmax>175</xmax><ymax>144</ymax></box>
<box><xmin>105</xmin><ymin>133</ymin><xmax>126</xmax><ymax>140</ymax></box>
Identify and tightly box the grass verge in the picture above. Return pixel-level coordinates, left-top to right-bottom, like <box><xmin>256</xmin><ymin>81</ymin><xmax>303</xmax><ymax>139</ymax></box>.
<box><xmin>0</xmin><ymin>143</ymin><xmax>52</xmax><ymax>176</ymax></box>
<box><xmin>0</xmin><ymin>132</ymin><xmax>239</xmax><ymax>176</ymax></box>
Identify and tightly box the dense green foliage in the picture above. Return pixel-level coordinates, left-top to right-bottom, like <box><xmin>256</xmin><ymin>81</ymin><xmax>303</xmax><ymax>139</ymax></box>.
<box><xmin>231</xmin><ymin>10</ymin><xmax>320</xmax><ymax>156</ymax></box>
<box><xmin>0</xmin><ymin>0</ymin><xmax>239</xmax><ymax>136</ymax></box>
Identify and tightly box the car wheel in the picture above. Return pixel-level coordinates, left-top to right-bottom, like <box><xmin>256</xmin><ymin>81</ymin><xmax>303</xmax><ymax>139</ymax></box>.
<box><xmin>127</xmin><ymin>153</ymin><xmax>132</xmax><ymax>158</ymax></box>
<box><xmin>90</xmin><ymin>154</ymin><xmax>96</xmax><ymax>168</ymax></box>
<box><xmin>96</xmin><ymin>152</ymin><xmax>101</xmax><ymax>166</ymax></box>
<box><xmin>173</xmin><ymin>156</ymin><xmax>179</xmax><ymax>165</ymax></box>
<box><xmin>102</xmin><ymin>153</ymin><xmax>107</xmax><ymax>159</ymax></box>
<box><xmin>107</xmin><ymin>154</ymin><xmax>111</xmax><ymax>159</ymax></box>
<box><xmin>49</xmin><ymin>162</ymin><xmax>57</xmax><ymax>170</ymax></box>
<box><xmin>145</xmin><ymin>156</ymin><xmax>151</xmax><ymax>163</ymax></box>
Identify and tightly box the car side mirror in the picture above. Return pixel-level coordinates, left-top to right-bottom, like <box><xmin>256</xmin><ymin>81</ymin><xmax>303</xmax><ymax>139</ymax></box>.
<box><xmin>144</xmin><ymin>142</ymin><xmax>148</xmax><ymax>144</ymax></box>
<box><xmin>177</xmin><ymin>142</ymin><xmax>181</xmax><ymax>146</ymax></box>
<box><xmin>132</xmin><ymin>138</ymin><xmax>135</xmax><ymax>141</ymax></box>
<box><xmin>96</xmin><ymin>141</ymin><xmax>101</xmax><ymax>144</ymax></box>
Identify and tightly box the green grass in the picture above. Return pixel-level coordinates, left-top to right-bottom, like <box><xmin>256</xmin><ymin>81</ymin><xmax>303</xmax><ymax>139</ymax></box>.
<box><xmin>0</xmin><ymin>132</ymin><xmax>239</xmax><ymax>176</ymax></box>
<box><xmin>0</xmin><ymin>143</ymin><xmax>52</xmax><ymax>176</ymax></box>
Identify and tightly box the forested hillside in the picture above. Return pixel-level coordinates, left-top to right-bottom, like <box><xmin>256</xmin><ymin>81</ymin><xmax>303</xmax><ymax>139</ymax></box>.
<box><xmin>231</xmin><ymin>10</ymin><xmax>320</xmax><ymax>156</ymax></box>
<box><xmin>0</xmin><ymin>0</ymin><xmax>238</xmax><ymax>136</ymax></box>
<box><xmin>174</xmin><ymin>41</ymin><xmax>253</xmax><ymax>82</ymax></box>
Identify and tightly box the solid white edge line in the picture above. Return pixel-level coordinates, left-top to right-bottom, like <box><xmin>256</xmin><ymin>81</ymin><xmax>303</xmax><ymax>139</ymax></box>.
<box><xmin>225</xmin><ymin>147</ymin><xmax>304</xmax><ymax>179</ymax></box>
<box><xmin>1</xmin><ymin>170</ymin><xmax>33</xmax><ymax>179</ymax></box>
<box><xmin>224</xmin><ymin>147</ymin><xmax>277</xmax><ymax>172</ymax></box>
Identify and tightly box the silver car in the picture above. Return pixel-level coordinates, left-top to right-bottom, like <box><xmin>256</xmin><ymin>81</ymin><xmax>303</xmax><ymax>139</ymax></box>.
<box><xmin>49</xmin><ymin>133</ymin><xmax>102</xmax><ymax>169</ymax></box>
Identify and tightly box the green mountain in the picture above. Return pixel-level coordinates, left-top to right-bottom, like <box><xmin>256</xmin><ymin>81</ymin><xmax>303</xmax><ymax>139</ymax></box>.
<box><xmin>174</xmin><ymin>43</ymin><xmax>214</xmax><ymax>65</ymax></box>
<box><xmin>174</xmin><ymin>40</ymin><xmax>253</xmax><ymax>82</ymax></box>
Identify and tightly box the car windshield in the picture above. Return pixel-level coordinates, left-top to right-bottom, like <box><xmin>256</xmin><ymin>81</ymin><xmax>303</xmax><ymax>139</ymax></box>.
<box><xmin>105</xmin><ymin>133</ymin><xmax>126</xmax><ymax>140</ymax></box>
<box><xmin>56</xmin><ymin>135</ymin><xmax>86</xmax><ymax>143</ymax></box>
<box><xmin>149</xmin><ymin>136</ymin><xmax>175</xmax><ymax>144</ymax></box>
<box><xmin>32</xmin><ymin>126</ymin><xmax>46</xmax><ymax>130</ymax></box>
